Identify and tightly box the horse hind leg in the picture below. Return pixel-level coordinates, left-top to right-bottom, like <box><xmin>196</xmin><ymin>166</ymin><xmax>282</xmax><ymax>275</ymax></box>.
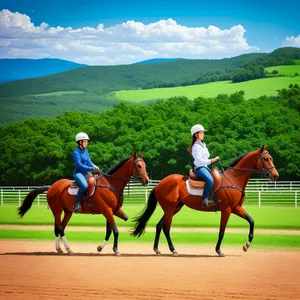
<box><xmin>154</xmin><ymin>202</ymin><xmax>183</xmax><ymax>256</ymax></box>
<box><xmin>153</xmin><ymin>216</ymin><xmax>164</xmax><ymax>255</ymax></box>
<box><xmin>54</xmin><ymin>210</ymin><xmax>73</xmax><ymax>255</ymax></box>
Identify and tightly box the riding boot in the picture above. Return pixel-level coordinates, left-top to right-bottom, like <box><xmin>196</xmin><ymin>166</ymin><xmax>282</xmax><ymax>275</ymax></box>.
<box><xmin>72</xmin><ymin>189</ymin><xmax>84</xmax><ymax>213</ymax></box>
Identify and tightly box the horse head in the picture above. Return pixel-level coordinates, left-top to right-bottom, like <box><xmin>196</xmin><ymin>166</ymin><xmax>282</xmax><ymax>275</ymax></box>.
<box><xmin>132</xmin><ymin>152</ymin><xmax>149</xmax><ymax>186</ymax></box>
<box><xmin>256</xmin><ymin>146</ymin><xmax>279</xmax><ymax>182</ymax></box>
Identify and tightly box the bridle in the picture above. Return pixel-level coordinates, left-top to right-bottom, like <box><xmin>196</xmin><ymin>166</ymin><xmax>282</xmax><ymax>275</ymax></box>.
<box><xmin>132</xmin><ymin>157</ymin><xmax>148</xmax><ymax>182</ymax></box>
<box><xmin>220</xmin><ymin>151</ymin><xmax>275</xmax><ymax>175</ymax></box>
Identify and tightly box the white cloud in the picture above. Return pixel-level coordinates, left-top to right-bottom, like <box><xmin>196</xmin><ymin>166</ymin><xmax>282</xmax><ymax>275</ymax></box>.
<box><xmin>282</xmin><ymin>35</ymin><xmax>300</xmax><ymax>47</ymax></box>
<box><xmin>0</xmin><ymin>9</ymin><xmax>259</xmax><ymax>65</ymax></box>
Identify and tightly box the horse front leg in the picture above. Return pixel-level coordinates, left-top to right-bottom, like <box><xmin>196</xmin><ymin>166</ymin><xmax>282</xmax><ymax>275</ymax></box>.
<box><xmin>97</xmin><ymin>221</ymin><xmax>112</xmax><ymax>252</ymax></box>
<box><xmin>102</xmin><ymin>209</ymin><xmax>120</xmax><ymax>256</ymax></box>
<box><xmin>232</xmin><ymin>205</ymin><xmax>254</xmax><ymax>252</ymax></box>
<box><xmin>216</xmin><ymin>207</ymin><xmax>231</xmax><ymax>257</ymax></box>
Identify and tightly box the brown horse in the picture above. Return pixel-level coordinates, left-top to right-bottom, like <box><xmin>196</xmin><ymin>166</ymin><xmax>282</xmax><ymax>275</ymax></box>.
<box><xmin>19</xmin><ymin>153</ymin><xmax>149</xmax><ymax>255</ymax></box>
<box><xmin>131</xmin><ymin>146</ymin><xmax>279</xmax><ymax>256</ymax></box>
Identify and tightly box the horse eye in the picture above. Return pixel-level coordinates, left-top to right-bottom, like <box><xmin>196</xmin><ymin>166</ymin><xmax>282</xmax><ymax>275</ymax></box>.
<box><xmin>263</xmin><ymin>157</ymin><xmax>269</xmax><ymax>161</ymax></box>
<box><xmin>138</xmin><ymin>165</ymin><xmax>142</xmax><ymax>168</ymax></box>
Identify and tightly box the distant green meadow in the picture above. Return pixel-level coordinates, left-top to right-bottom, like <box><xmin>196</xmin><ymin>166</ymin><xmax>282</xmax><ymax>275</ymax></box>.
<box><xmin>31</xmin><ymin>91</ymin><xmax>84</xmax><ymax>97</ymax></box>
<box><xmin>109</xmin><ymin>76</ymin><xmax>300</xmax><ymax>102</ymax></box>
<box><xmin>265</xmin><ymin>65</ymin><xmax>300</xmax><ymax>76</ymax></box>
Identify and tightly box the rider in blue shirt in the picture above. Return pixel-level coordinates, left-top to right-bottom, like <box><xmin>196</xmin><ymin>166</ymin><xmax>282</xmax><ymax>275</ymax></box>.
<box><xmin>72</xmin><ymin>132</ymin><xmax>100</xmax><ymax>213</ymax></box>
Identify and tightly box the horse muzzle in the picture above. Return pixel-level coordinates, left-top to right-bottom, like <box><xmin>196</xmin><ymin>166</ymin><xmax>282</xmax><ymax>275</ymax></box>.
<box><xmin>268</xmin><ymin>171</ymin><xmax>279</xmax><ymax>182</ymax></box>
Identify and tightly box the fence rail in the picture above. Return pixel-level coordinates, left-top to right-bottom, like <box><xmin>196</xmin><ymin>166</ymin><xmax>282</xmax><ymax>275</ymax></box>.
<box><xmin>0</xmin><ymin>179</ymin><xmax>299</xmax><ymax>208</ymax></box>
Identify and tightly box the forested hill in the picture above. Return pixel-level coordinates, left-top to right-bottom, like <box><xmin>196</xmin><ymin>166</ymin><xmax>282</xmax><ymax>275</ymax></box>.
<box><xmin>1</xmin><ymin>86</ymin><xmax>299</xmax><ymax>185</ymax></box>
<box><xmin>0</xmin><ymin>58</ymin><xmax>86</xmax><ymax>82</ymax></box>
<box><xmin>1</xmin><ymin>47</ymin><xmax>300</xmax><ymax>98</ymax></box>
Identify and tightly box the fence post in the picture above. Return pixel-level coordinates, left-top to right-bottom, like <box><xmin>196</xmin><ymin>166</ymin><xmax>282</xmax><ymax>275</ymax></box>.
<box><xmin>18</xmin><ymin>190</ymin><xmax>21</xmax><ymax>206</ymax></box>
<box><xmin>296</xmin><ymin>191</ymin><xmax>298</xmax><ymax>209</ymax></box>
<box><xmin>258</xmin><ymin>191</ymin><xmax>261</xmax><ymax>208</ymax></box>
<box><xmin>38</xmin><ymin>194</ymin><xmax>40</xmax><ymax>206</ymax></box>
<box><xmin>0</xmin><ymin>188</ymin><xmax>3</xmax><ymax>206</ymax></box>
<box><xmin>145</xmin><ymin>187</ymin><xmax>147</xmax><ymax>203</ymax></box>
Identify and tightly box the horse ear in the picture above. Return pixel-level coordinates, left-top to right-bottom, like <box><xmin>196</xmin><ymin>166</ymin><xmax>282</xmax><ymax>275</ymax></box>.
<box><xmin>133</xmin><ymin>152</ymin><xmax>137</xmax><ymax>159</ymax></box>
<box><xmin>265</xmin><ymin>145</ymin><xmax>270</xmax><ymax>150</ymax></box>
<box><xmin>141</xmin><ymin>152</ymin><xmax>144</xmax><ymax>158</ymax></box>
<box><xmin>260</xmin><ymin>145</ymin><xmax>264</xmax><ymax>153</ymax></box>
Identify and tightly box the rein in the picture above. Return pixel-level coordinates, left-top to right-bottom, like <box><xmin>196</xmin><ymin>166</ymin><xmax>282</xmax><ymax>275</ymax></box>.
<box><xmin>219</xmin><ymin>151</ymin><xmax>274</xmax><ymax>175</ymax></box>
<box><xmin>215</xmin><ymin>151</ymin><xmax>274</xmax><ymax>197</ymax></box>
<box><xmin>94</xmin><ymin>157</ymin><xmax>147</xmax><ymax>196</ymax></box>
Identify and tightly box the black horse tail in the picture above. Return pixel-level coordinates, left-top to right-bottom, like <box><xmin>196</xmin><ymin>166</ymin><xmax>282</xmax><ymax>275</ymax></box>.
<box><xmin>18</xmin><ymin>187</ymin><xmax>49</xmax><ymax>217</ymax></box>
<box><xmin>131</xmin><ymin>187</ymin><xmax>158</xmax><ymax>237</ymax></box>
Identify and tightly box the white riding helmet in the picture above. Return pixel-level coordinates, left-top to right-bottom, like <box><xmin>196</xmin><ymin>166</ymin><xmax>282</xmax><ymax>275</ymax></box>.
<box><xmin>191</xmin><ymin>124</ymin><xmax>206</xmax><ymax>136</ymax></box>
<box><xmin>75</xmin><ymin>132</ymin><xmax>90</xmax><ymax>142</ymax></box>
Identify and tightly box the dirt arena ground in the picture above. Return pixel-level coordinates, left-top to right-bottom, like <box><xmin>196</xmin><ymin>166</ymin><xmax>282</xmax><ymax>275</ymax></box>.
<box><xmin>1</xmin><ymin>241</ymin><xmax>300</xmax><ymax>300</ymax></box>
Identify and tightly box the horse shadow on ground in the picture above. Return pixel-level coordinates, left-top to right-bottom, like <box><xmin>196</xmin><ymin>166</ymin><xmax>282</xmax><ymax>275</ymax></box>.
<box><xmin>0</xmin><ymin>252</ymin><xmax>242</xmax><ymax>258</ymax></box>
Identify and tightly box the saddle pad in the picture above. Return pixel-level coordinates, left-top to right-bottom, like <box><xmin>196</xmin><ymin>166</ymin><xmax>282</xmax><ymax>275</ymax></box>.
<box><xmin>67</xmin><ymin>186</ymin><xmax>95</xmax><ymax>196</ymax></box>
<box><xmin>186</xmin><ymin>179</ymin><xmax>203</xmax><ymax>196</ymax></box>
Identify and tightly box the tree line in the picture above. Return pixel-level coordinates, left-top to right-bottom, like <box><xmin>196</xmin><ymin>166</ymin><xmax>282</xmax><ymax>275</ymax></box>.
<box><xmin>0</xmin><ymin>85</ymin><xmax>299</xmax><ymax>185</ymax></box>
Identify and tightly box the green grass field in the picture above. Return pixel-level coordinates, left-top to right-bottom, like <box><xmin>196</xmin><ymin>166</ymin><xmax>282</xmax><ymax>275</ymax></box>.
<box><xmin>1</xmin><ymin>205</ymin><xmax>299</xmax><ymax>248</ymax></box>
<box><xmin>1</xmin><ymin>229</ymin><xmax>300</xmax><ymax>249</ymax></box>
<box><xmin>1</xmin><ymin>205</ymin><xmax>299</xmax><ymax>229</ymax></box>
<box><xmin>109</xmin><ymin>76</ymin><xmax>300</xmax><ymax>102</ymax></box>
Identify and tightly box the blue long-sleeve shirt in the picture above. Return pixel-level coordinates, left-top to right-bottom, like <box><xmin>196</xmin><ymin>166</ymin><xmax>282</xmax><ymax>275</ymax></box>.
<box><xmin>73</xmin><ymin>147</ymin><xmax>94</xmax><ymax>178</ymax></box>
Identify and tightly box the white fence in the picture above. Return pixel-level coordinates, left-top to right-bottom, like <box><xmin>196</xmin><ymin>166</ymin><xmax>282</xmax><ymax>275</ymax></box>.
<box><xmin>0</xmin><ymin>178</ymin><xmax>299</xmax><ymax>208</ymax></box>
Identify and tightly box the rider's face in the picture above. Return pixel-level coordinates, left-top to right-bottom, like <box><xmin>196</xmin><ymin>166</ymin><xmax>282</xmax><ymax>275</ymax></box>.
<box><xmin>196</xmin><ymin>131</ymin><xmax>205</xmax><ymax>140</ymax></box>
<box><xmin>82</xmin><ymin>139</ymin><xmax>89</xmax><ymax>148</ymax></box>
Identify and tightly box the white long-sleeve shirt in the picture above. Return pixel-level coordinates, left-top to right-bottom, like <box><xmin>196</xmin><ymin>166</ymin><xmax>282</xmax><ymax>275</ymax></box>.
<box><xmin>192</xmin><ymin>141</ymin><xmax>211</xmax><ymax>168</ymax></box>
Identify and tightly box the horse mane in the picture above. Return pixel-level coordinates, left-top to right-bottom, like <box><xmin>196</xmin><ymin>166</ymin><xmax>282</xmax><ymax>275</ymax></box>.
<box><xmin>229</xmin><ymin>153</ymin><xmax>248</xmax><ymax>167</ymax></box>
<box><xmin>107</xmin><ymin>157</ymin><xmax>131</xmax><ymax>175</ymax></box>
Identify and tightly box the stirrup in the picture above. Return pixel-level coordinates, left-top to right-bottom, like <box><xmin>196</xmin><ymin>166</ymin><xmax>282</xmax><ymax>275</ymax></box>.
<box><xmin>72</xmin><ymin>204</ymin><xmax>82</xmax><ymax>214</ymax></box>
<box><xmin>201</xmin><ymin>199</ymin><xmax>215</xmax><ymax>208</ymax></box>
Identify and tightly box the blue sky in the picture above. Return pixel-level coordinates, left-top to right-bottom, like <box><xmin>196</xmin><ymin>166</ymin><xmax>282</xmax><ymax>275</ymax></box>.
<box><xmin>0</xmin><ymin>0</ymin><xmax>299</xmax><ymax>65</ymax></box>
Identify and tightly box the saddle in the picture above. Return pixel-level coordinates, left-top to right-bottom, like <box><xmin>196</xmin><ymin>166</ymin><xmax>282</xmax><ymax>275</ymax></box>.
<box><xmin>186</xmin><ymin>168</ymin><xmax>222</xmax><ymax>196</ymax></box>
<box><xmin>68</xmin><ymin>173</ymin><xmax>96</xmax><ymax>197</ymax></box>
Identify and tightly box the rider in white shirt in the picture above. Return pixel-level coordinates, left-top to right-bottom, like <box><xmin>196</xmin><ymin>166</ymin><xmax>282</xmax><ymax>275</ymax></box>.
<box><xmin>189</xmin><ymin>124</ymin><xmax>220</xmax><ymax>207</ymax></box>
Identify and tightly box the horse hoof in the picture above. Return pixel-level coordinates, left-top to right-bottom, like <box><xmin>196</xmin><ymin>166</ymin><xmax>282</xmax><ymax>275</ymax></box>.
<box><xmin>243</xmin><ymin>245</ymin><xmax>248</xmax><ymax>252</ymax></box>
<box><xmin>57</xmin><ymin>249</ymin><xmax>63</xmax><ymax>255</ymax></box>
<box><xmin>217</xmin><ymin>250</ymin><xmax>225</xmax><ymax>257</ymax></box>
<box><xmin>67</xmin><ymin>249</ymin><xmax>74</xmax><ymax>255</ymax></box>
<box><xmin>97</xmin><ymin>246</ymin><xmax>103</xmax><ymax>252</ymax></box>
<box><xmin>172</xmin><ymin>251</ymin><xmax>178</xmax><ymax>257</ymax></box>
<box><xmin>115</xmin><ymin>251</ymin><xmax>121</xmax><ymax>256</ymax></box>
<box><xmin>153</xmin><ymin>248</ymin><xmax>161</xmax><ymax>255</ymax></box>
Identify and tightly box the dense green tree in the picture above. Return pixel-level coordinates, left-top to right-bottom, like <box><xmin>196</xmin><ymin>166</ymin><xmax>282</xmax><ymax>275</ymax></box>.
<box><xmin>0</xmin><ymin>86</ymin><xmax>299</xmax><ymax>185</ymax></box>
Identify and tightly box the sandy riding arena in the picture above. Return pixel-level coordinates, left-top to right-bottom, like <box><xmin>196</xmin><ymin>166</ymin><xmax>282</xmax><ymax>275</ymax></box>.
<box><xmin>0</xmin><ymin>241</ymin><xmax>299</xmax><ymax>300</ymax></box>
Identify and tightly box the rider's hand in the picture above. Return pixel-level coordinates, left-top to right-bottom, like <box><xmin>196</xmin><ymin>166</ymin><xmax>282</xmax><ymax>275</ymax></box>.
<box><xmin>94</xmin><ymin>165</ymin><xmax>100</xmax><ymax>171</ymax></box>
<box><xmin>211</xmin><ymin>157</ymin><xmax>220</xmax><ymax>163</ymax></box>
